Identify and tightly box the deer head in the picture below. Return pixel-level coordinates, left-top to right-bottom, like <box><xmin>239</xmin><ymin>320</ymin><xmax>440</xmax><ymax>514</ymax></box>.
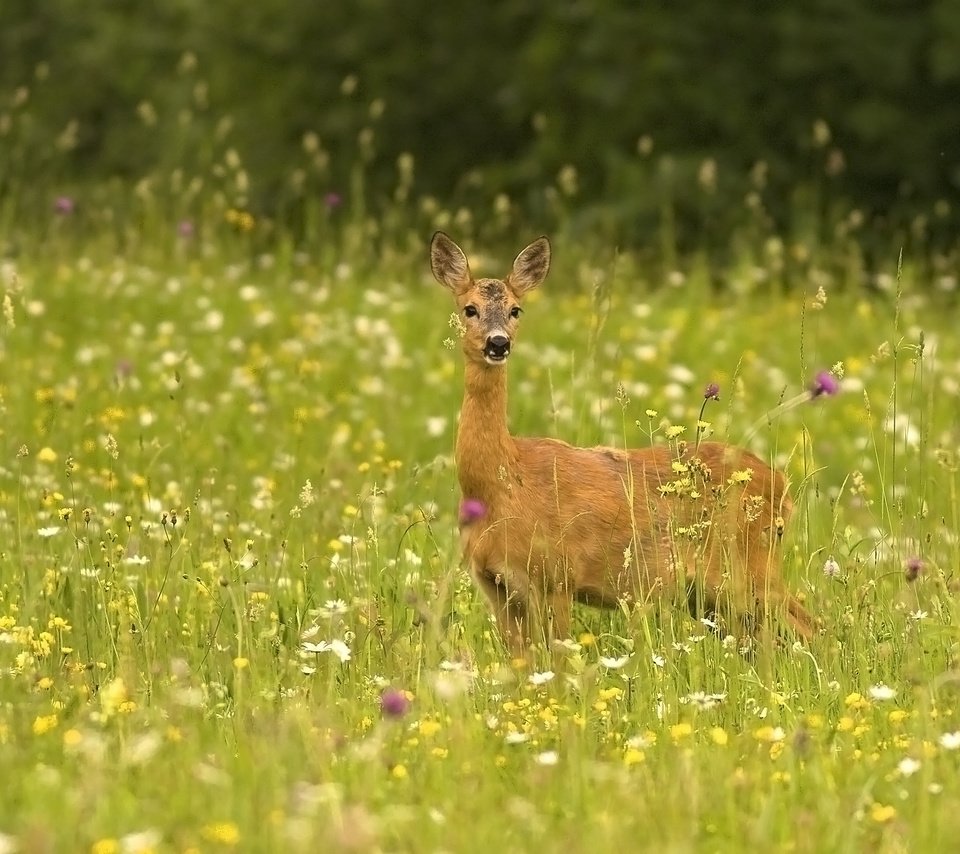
<box><xmin>430</xmin><ymin>231</ymin><xmax>551</xmax><ymax>366</ymax></box>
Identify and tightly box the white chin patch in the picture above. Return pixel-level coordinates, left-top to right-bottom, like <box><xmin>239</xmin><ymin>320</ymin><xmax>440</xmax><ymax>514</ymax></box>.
<box><xmin>484</xmin><ymin>353</ymin><xmax>509</xmax><ymax>366</ymax></box>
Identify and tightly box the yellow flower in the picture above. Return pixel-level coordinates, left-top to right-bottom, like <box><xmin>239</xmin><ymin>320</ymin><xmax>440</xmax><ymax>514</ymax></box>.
<box><xmin>669</xmin><ymin>722</ymin><xmax>693</xmax><ymax>742</ymax></box>
<box><xmin>845</xmin><ymin>692</ymin><xmax>869</xmax><ymax>710</ymax></box>
<box><xmin>578</xmin><ymin>632</ymin><xmax>595</xmax><ymax>647</ymax></box>
<box><xmin>870</xmin><ymin>803</ymin><xmax>896</xmax><ymax>824</ymax></box>
<box><xmin>91</xmin><ymin>839</ymin><xmax>119</xmax><ymax>854</ymax></box>
<box><xmin>63</xmin><ymin>728</ymin><xmax>83</xmax><ymax>748</ymax></box>
<box><xmin>391</xmin><ymin>764</ymin><xmax>408</xmax><ymax>779</ymax></box>
<box><xmin>888</xmin><ymin>709</ymin><xmax>909</xmax><ymax>724</ymax></box>
<box><xmin>37</xmin><ymin>446</ymin><xmax>58</xmax><ymax>462</ymax></box>
<box><xmin>624</xmin><ymin>748</ymin><xmax>645</xmax><ymax>766</ymax></box>
<box><xmin>201</xmin><ymin>822</ymin><xmax>241</xmax><ymax>846</ymax></box>
<box><xmin>710</xmin><ymin>727</ymin><xmax>729</xmax><ymax>746</ymax></box>
<box><xmin>419</xmin><ymin>719</ymin><xmax>442</xmax><ymax>738</ymax></box>
<box><xmin>233</xmin><ymin>657</ymin><xmax>249</xmax><ymax>670</ymax></box>
<box><xmin>32</xmin><ymin>713</ymin><xmax>58</xmax><ymax>735</ymax></box>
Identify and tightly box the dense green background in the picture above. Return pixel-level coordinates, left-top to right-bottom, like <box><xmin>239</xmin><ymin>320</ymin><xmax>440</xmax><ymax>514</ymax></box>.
<box><xmin>3</xmin><ymin>1</ymin><xmax>959</xmax><ymax>255</ymax></box>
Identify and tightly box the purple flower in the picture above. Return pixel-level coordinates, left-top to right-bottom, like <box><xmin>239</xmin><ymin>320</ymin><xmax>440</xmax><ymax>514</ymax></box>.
<box><xmin>822</xmin><ymin>556</ymin><xmax>840</xmax><ymax>578</ymax></box>
<box><xmin>703</xmin><ymin>382</ymin><xmax>720</xmax><ymax>401</ymax></box>
<box><xmin>324</xmin><ymin>192</ymin><xmax>342</xmax><ymax>210</ymax></box>
<box><xmin>905</xmin><ymin>556</ymin><xmax>924</xmax><ymax>582</ymax></box>
<box><xmin>380</xmin><ymin>688</ymin><xmax>410</xmax><ymax>718</ymax></box>
<box><xmin>54</xmin><ymin>196</ymin><xmax>75</xmax><ymax>216</ymax></box>
<box><xmin>459</xmin><ymin>498</ymin><xmax>487</xmax><ymax>525</ymax></box>
<box><xmin>809</xmin><ymin>370</ymin><xmax>840</xmax><ymax>398</ymax></box>
<box><xmin>177</xmin><ymin>219</ymin><xmax>195</xmax><ymax>239</ymax></box>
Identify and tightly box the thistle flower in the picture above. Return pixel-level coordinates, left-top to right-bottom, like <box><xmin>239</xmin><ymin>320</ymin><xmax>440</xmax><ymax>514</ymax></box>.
<box><xmin>809</xmin><ymin>370</ymin><xmax>840</xmax><ymax>398</ymax></box>
<box><xmin>703</xmin><ymin>382</ymin><xmax>720</xmax><ymax>401</ymax></box>
<box><xmin>905</xmin><ymin>556</ymin><xmax>923</xmax><ymax>582</ymax></box>
<box><xmin>380</xmin><ymin>687</ymin><xmax>410</xmax><ymax>718</ymax></box>
<box><xmin>54</xmin><ymin>196</ymin><xmax>75</xmax><ymax>216</ymax></box>
<box><xmin>459</xmin><ymin>498</ymin><xmax>486</xmax><ymax>525</ymax></box>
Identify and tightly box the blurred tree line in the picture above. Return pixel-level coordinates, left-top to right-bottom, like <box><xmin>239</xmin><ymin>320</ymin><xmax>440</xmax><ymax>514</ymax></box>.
<box><xmin>3</xmin><ymin>0</ymin><xmax>959</xmax><ymax>254</ymax></box>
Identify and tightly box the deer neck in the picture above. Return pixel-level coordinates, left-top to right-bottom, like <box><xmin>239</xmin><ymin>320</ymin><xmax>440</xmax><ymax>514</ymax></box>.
<box><xmin>456</xmin><ymin>361</ymin><xmax>518</xmax><ymax>504</ymax></box>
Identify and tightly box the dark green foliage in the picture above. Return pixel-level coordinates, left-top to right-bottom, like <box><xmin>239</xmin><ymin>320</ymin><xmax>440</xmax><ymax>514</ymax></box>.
<box><xmin>1</xmin><ymin>0</ymin><xmax>958</xmax><ymax>247</ymax></box>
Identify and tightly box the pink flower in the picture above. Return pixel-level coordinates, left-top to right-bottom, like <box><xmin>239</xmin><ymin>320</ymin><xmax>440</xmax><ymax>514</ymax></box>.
<box><xmin>809</xmin><ymin>370</ymin><xmax>840</xmax><ymax>398</ymax></box>
<box><xmin>54</xmin><ymin>196</ymin><xmax>75</xmax><ymax>216</ymax></box>
<box><xmin>380</xmin><ymin>688</ymin><xmax>410</xmax><ymax>718</ymax></box>
<box><xmin>459</xmin><ymin>498</ymin><xmax>486</xmax><ymax>525</ymax></box>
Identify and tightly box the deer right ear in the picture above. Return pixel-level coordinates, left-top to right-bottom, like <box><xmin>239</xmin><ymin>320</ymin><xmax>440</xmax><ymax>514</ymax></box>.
<box><xmin>430</xmin><ymin>232</ymin><xmax>472</xmax><ymax>292</ymax></box>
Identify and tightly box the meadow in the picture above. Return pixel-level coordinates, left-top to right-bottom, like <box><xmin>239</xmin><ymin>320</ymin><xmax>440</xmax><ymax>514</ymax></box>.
<box><xmin>1</xmin><ymin>189</ymin><xmax>960</xmax><ymax>854</ymax></box>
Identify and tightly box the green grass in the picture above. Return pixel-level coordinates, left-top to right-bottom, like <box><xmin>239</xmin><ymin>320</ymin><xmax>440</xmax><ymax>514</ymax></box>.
<box><xmin>1</xmin><ymin>229</ymin><xmax>959</xmax><ymax>853</ymax></box>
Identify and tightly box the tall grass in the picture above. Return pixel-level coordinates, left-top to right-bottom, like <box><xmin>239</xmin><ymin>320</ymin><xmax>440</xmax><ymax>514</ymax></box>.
<box><xmin>1</xmin><ymin>64</ymin><xmax>959</xmax><ymax>854</ymax></box>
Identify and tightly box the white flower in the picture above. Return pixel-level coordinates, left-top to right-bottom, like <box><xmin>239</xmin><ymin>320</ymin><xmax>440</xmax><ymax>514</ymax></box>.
<box><xmin>685</xmin><ymin>691</ymin><xmax>727</xmax><ymax>711</ymax></box>
<box><xmin>868</xmin><ymin>684</ymin><xmax>897</xmax><ymax>701</ymax></box>
<box><xmin>909</xmin><ymin>609</ymin><xmax>928</xmax><ymax>621</ymax></box>
<box><xmin>123</xmin><ymin>555</ymin><xmax>150</xmax><ymax>566</ymax></box>
<box><xmin>700</xmin><ymin>616</ymin><xmax>718</xmax><ymax>630</ymax></box>
<box><xmin>822</xmin><ymin>556</ymin><xmax>841</xmax><ymax>578</ymax></box>
<box><xmin>534</xmin><ymin>750</ymin><xmax>559</xmax><ymax>766</ymax></box>
<box><xmin>626</xmin><ymin>734</ymin><xmax>652</xmax><ymax>750</ymax></box>
<box><xmin>599</xmin><ymin>655</ymin><xmax>631</xmax><ymax>670</ymax></box>
<box><xmin>301</xmin><ymin>639</ymin><xmax>351</xmax><ymax>663</ymax></box>
<box><xmin>504</xmin><ymin>732</ymin><xmax>530</xmax><ymax>745</ymax></box>
<box><xmin>120</xmin><ymin>829</ymin><xmax>162</xmax><ymax>854</ymax></box>
<box><xmin>318</xmin><ymin>599</ymin><xmax>349</xmax><ymax>618</ymax></box>
<box><xmin>37</xmin><ymin>526</ymin><xmax>62</xmax><ymax>538</ymax></box>
<box><xmin>528</xmin><ymin>670</ymin><xmax>555</xmax><ymax>686</ymax></box>
<box><xmin>651</xmin><ymin>653</ymin><xmax>666</xmax><ymax>668</ymax></box>
<box><xmin>939</xmin><ymin>731</ymin><xmax>960</xmax><ymax>750</ymax></box>
<box><xmin>897</xmin><ymin>757</ymin><xmax>922</xmax><ymax>777</ymax></box>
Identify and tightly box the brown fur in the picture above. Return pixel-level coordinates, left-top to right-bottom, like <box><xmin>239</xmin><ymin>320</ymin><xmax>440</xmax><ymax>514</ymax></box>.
<box><xmin>431</xmin><ymin>231</ymin><xmax>813</xmax><ymax>655</ymax></box>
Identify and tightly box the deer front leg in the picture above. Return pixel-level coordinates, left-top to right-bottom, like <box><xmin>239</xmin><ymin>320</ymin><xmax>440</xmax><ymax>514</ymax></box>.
<box><xmin>473</xmin><ymin>568</ymin><xmax>531</xmax><ymax>657</ymax></box>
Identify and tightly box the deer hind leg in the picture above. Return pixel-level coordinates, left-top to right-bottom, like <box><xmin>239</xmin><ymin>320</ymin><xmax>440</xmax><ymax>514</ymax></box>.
<box><xmin>473</xmin><ymin>567</ymin><xmax>531</xmax><ymax>657</ymax></box>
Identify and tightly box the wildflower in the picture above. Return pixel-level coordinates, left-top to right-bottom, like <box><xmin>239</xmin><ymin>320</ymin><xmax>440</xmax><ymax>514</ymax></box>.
<box><xmin>822</xmin><ymin>556</ymin><xmax>840</xmax><ymax>578</ymax></box>
<box><xmin>669</xmin><ymin>723</ymin><xmax>693</xmax><ymax>742</ymax></box>
<box><xmin>599</xmin><ymin>655</ymin><xmax>631</xmax><ymax>670</ymax></box>
<box><xmin>703</xmin><ymin>382</ymin><xmax>720</xmax><ymax>401</ymax></box>
<box><xmin>504</xmin><ymin>732</ymin><xmax>530</xmax><ymax>745</ymax></box>
<box><xmin>301</xmin><ymin>639</ymin><xmax>351</xmax><ymax>663</ymax></box>
<box><xmin>685</xmin><ymin>692</ymin><xmax>726</xmax><ymax>711</ymax></box>
<box><xmin>37</xmin><ymin>526</ymin><xmax>62</xmax><ymax>538</ymax></box>
<box><xmin>905</xmin><ymin>556</ymin><xmax>924</xmax><ymax>582</ymax></box>
<box><xmin>939</xmin><ymin>732</ymin><xmax>960</xmax><ymax>750</ymax></box>
<box><xmin>535</xmin><ymin>750</ymin><xmax>559</xmax><ymax>766</ymax></box>
<box><xmin>809</xmin><ymin>370</ymin><xmax>840</xmax><ymax>398</ymax></box>
<box><xmin>868</xmin><ymin>684</ymin><xmax>897</xmax><ymax>702</ymax></box>
<box><xmin>651</xmin><ymin>653</ymin><xmax>665</xmax><ymax>668</ymax></box>
<box><xmin>54</xmin><ymin>196</ymin><xmax>75</xmax><ymax>216</ymax></box>
<box><xmin>897</xmin><ymin>757</ymin><xmax>921</xmax><ymax>777</ymax></box>
<box><xmin>32</xmin><ymin>714</ymin><xmax>58</xmax><ymax>735</ymax></box>
<box><xmin>380</xmin><ymin>688</ymin><xmax>410</xmax><ymax>718</ymax></box>
<box><xmin>869</xmin><ymin>803</ymin><xmax>896</xmax><ymax>824</ymax></box>
<box><xmin>317</xmin><ymin>599</ymin><xmax>349</xmax><ymax>618</ymax></box>
<box><xmin>529</xmin><ymin>670</ymin><xmax>555</xmax><ymax>686</ymax></box>
<box><xmin>459</xmin><ymin>498</ymin><xmax>486</xmax><ymax>525</ymax></box>
<box><xmin>177</xmin><ymin>219</ymin><xmax>195</xmax><ymax>239</ymax></box>
<box><xmin>325</xmin><ymin>192</ymin><xmax>342</xmax><ymax>209</ymax></box>
<box><xmin>201</xmin><ymin>822</ymin><xmax>240</xmax><ymax>845</ymax></box>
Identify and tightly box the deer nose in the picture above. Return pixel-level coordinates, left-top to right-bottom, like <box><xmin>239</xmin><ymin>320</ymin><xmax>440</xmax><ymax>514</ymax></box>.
<box><xmin>486</xmin><ymin>335</ymin><xmax>511</xmax><ymax>359</ymax></box>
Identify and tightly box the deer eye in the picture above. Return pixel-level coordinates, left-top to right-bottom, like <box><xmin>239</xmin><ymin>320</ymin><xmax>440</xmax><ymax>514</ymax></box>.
<box><xmin>464</xmin><ymin>305</ymin><xmax>479</xmax><ymax>318</ymax></box>
<box><xmin>510</xmin><ymin>306</ymin><xmax>522</xmax><ymax>319</ymax></box>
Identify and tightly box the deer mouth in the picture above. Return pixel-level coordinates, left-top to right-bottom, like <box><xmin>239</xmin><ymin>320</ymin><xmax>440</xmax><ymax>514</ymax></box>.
<box><xmin>483</xmin><ymin>334</ymin><xmax>511</xmax><ymax>364</ymax></box>
<box><xmin>483</xmin><ymin>349</ymin><xmax>510</xmax><ymax>365</ymax></box>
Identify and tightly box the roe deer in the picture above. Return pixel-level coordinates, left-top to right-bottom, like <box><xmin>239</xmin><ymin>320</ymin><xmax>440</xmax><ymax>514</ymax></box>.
<box><xmin>430</xmin><ymin>231</ymin><xmax>813</xmax><ymax>655</ymax></box>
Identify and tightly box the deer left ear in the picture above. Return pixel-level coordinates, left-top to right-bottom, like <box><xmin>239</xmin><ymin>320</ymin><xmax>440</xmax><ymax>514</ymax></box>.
<box><xmin>509</xmin><ymin>236</ymin><xmax>551</xmax><ymax>295</ymax></box>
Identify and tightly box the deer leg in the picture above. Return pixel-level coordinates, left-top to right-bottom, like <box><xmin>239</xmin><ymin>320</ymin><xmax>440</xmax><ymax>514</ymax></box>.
<box><xmin>473</xmin><ymin>569</ymin><xmax>530</xmax><ymax>656</ymax></box>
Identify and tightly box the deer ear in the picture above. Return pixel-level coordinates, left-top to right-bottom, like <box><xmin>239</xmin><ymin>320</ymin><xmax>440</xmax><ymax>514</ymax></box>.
<box><xmin>430</xmin><ymin>232</ymin><xmax>472</xmax><ymax>292</ymax></box>
<box><xmin>509</xmin><ymin>236</ymin><xmax>551</xmax><ymax>295</ymax></box>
